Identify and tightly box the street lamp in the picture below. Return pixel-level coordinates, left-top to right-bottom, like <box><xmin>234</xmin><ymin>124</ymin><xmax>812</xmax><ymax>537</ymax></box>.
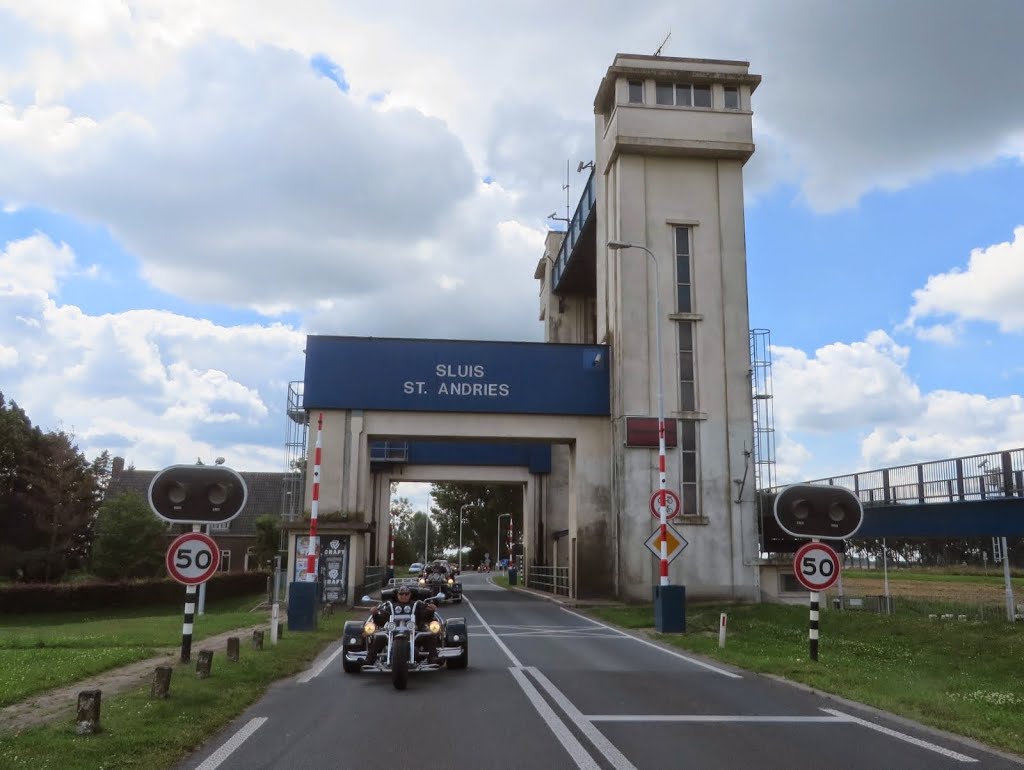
<box><xmin>497</xmin><ymin>513</ymin><xmax>511</xmax><ymax>571</ymax></box>
<box><xmin>459</xmin><ymin>504</ymin><xmax>473</xmax><ymax>571</ymax></box>
<box><xmin>608</xmin><ymin>240</ymin><xmax>670</xmax><ymax>588</ymax></box>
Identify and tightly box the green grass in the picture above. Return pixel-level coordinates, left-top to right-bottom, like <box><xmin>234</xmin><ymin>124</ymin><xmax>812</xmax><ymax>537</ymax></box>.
<box><xmin>490</xmin><ymin>574</ymin><xmax>510</xmax><ymax>588</ymax></box>
<box><xmin>0</xmin><ymin>610</ymin><xmax>362</xmax><ymax>770</ymax></box>
<box><xmin>587</xmin><ymin>601</ymin><xmax>1024</xmax><ymax>756</ymax></box>
<box><xmin>0</xmin><ymin>594</ymin><xmax>267</xmax><ymax>706</ymax></box>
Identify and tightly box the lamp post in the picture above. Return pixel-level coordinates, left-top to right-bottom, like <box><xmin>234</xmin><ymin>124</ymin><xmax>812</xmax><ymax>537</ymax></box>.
<box><xmin>498</xmin><ymin>513</ymin><xmax>511</xmax><ymax>571</ymax></box>
<box><xmin>608</xmin><ymin>240</ymin><xmax>670</xmax><ymax>588</ymax></box>
<box><xmin>459</xmin><ymin>504</ymin><xmax>473</xmax><ymax>572</ymax></box>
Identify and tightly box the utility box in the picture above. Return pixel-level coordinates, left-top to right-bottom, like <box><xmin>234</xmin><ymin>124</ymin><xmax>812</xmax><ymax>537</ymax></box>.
<box><xmin>508</xmin><ymin>568</ymin><xmax>518</xmax><ymax>586</ymax></box>
<box><xmin>287</xmin><ymin>581</ymin><xmax>319</xmax><ymax>632</ymax></box>
<box><xmin>654</xmin><ymin>585</ymin><xmax>686</xmax><ymax>633</ymax></box>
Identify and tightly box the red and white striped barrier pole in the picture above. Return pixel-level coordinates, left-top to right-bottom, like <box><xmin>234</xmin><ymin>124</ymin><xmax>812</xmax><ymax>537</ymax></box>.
<box><xmin>387</xmin><ymin>521</ymin><xmax>395</xmax><ymax>580</ymax></box>
<box><xmin>305</xmin><ymin>413</ymin><xmax>323</xmax><ymax>582</ymax></box>
<box><xmin>508</xmin><ymin>518</ymin><xmax>513</xmax><ymax>570</ymax></box>
<box><xmin>657</xmin><ymin>416</ymin><xmax>668</xmax><ymax>586</ymax></box>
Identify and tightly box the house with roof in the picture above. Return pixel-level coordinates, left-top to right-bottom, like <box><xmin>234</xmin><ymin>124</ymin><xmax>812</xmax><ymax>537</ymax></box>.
<box><xmin>104</xmin><ymin>456</ymin><xmax>288</xmax><ymax>573</ymax></box>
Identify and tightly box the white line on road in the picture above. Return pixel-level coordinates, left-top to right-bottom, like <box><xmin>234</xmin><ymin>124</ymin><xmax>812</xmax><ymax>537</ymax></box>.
<box><xmin>194</xmin><ymin>717</ymin><xmax>267</xmax><ymax>770</ymax></box>
<box><xmin>297</xmin><ymin>644</ymin><xmax>343</xmax><ymax>683</ymax></box>
<box><xmin>560</xmin><ymin>607</ymin><xmax>742</xmax><ymax>679</ymax></box>
<box><xmin>463</xmin><ymin>596</ymin><xmax>523</xmax><ymax>668</ymax></box>
<box><xmin>820</xmin><ymin>709</ymin><xmax>977</xmax><ymax>763</ymax></box>
<box><xmin>527</xmin><ymin>667</ymin><xmax>639</xmax><ymax>770</ymax></box>
<box><xmin>509</xmin><ymin>668</ymin><xmax>601</xmax><ymax>770</ymax></box>
<box><xmin>586</xmin><ymin>714</ymin><xmax>854</xmax><ymax>723</ymax></box>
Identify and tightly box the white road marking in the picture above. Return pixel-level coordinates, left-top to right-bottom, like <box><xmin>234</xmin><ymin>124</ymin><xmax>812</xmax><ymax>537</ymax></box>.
<box><xmin>194</xmin><ymin>717</ymin><xmax>267</xmax><ymax>770</ymax></box>
<box><xmin>463</xmin><ymin>596</ymin><xmax>522</xmax><ymax>668</ymax></box>
<box><xmin>509</xmin><ymin>668</ymin><xmax>601</xmax><ymax>770</ymax></box>
<box><xmin>527</xmin><ymin>667</ymin><xmax>639</xmax><ymax>770</ymax></box>
<box><xmin>587</xmin><ymin>714</ymin><xmax>854</xmax><ymax>723</ymax></box>
<box><xmin>821</xmin><ymin>709</ymin><xmax>977</xmax><ymax>763</ymax></box>
<box><xmin>465</xmin><ymin>597</ymin><xmax>599</xmax><ymax>768</ymax></box>
<box><xmin>296</xmin><ymin>644</ymin><xmax>343</xmax><ymax>683</ymax></box>
<box><xmin>498</xmin><ymin>632</ymin><xmax>626</xmax><ymax>639</ymax></box>
<box><xmin>560</xmin><ymin>607</ymin><xmax>742</xmax><ymax>679</ymax></box>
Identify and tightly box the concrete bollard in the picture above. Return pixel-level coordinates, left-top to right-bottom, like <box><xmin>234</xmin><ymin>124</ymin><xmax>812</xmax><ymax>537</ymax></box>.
<box><xmin>151</xmin><ymin>666</ymin><xmax>172</xmax><ymax>699</ymax></box>
<box><xmin>928</xmin><ymin>614</ymin><xmax>937</xmax><ymax>620</ymax></box>
<box><xmin>226</xmin><ymin>637</ymin><xmax>240</xmax><ymax>662</ymax></box>
<box><xmin>252</xmin><ymin>629</ymin><xmax>265</xmax><ymax>650</ymax></box>
<box><xmin>76</xmin><ymin>690</ymin><xmax>102</xmax><ymax>735</ymax></box>
<box><xmin>277</xmin><ymin>622</ymin><xmax>284</xmax><ymax>640</ymax></box>
<box><xmin>196</xmin><ymin>650</ymin><xmax>214</xmax><ymax>679</ymax></box>
<box><xmin>958</xmin><ymin>615</ymin><xmax>967</xmax><ymax>621</ymax></box>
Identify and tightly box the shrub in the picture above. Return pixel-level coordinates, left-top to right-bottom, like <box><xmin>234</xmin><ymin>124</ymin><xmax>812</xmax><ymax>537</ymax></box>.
<box><xmin>0</xmin><ymin>571</ymin><xmax>269</xmax><ymax>614</ymax></box>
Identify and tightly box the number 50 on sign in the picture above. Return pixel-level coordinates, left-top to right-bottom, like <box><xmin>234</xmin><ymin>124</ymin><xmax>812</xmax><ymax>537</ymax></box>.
<box><xmin>792</xmin><ymin>541</ymin><xmax>841</xmax><ymax>592</ymax></box>
<box><xmin>166</xmin><ymin>532</ymin><xmax>221</xmax><ymax>585</ymax></box>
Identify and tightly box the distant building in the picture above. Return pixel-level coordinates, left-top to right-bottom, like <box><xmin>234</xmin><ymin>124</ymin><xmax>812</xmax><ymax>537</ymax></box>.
<box><xmin>104</xmin><ymin>456</ymin><xmax>288</xmax><ymax>573</ymax></box>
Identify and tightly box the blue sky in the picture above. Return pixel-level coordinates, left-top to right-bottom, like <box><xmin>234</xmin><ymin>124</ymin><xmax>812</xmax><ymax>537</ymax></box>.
<box><xmin>0</xmin><ymin>1</ymin><xmax>1022</xmax><ymax>517</ymax></box>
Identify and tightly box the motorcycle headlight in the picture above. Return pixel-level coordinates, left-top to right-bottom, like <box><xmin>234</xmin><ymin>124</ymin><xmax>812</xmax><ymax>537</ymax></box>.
<box><xmin>447</xmin><ymin>578</ymin><xmax>454</xmax><ymax>585</ymax></box>
<box><xmin>418</xmin><ymin>578</ymin><xmax>425</xmax><ymax>585</ymax></box>
<box><xmin>428</xmin><ymin>620</ymin><xmax>442</xmax><ymax>635</ymax></box>
<box><xmin>363</xmin><ymin>621</ymin><xmax>376</xmax><ymax>636</ymax></box>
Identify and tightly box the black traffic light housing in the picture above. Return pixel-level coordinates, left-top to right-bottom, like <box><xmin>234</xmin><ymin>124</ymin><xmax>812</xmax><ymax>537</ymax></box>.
<box><xmin>148</xmin><ymin>464</ymin><xmax>248</xmax><ymax>524</ymax></box>
<box><xmin>773</xmin><ymin>483</ymin><xmax>863</xmax><ymax>540</ymax></box>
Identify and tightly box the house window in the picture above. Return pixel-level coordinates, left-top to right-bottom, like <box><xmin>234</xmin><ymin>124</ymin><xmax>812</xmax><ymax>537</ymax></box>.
<box><xmin>675</xmin><ymin>226</ymin><xmax>692</xmax><ymax>313</ymax></box>
<box><xmin>724</xmin><ymin>86</ymin><xmax>740</xmax><ymax>110</ymax></box>
<box><xmin>209</xmin><ymin>521</ymin><xmax>230</xmax><ymax>532</ymax></box>
<box><xmin>219</xmin><ymin>549</ymin><xmax>231</xmax><ymax>572</ymax></box>
<box><xmin>678</xmin><ymin>321</ymin><xmax>696</xmax><ymax>412</ymax></box>
<box><xmin>680</xmin><ymin>420</ymin><xmax>698</xmax><ymax>516</ymax></box>
<box><xmin>655</xmin><ymin>83</ymin><xmax>712</xmax><ymax>108</ymax></box>
<box><xmin>628</xmin><ymin>80</ymin><xmax>644</xmax><ymax>103</ymax></box>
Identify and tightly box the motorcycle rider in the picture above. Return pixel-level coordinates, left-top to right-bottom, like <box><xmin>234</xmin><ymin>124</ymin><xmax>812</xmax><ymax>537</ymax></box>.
<box><xmin>365</xmin><ymin>584</ymin><xmax>440</xmax><ymax>666</ymax></box>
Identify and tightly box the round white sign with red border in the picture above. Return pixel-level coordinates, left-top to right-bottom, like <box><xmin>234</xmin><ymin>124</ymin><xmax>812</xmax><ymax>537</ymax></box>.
<box><xmin>649</xmin><ymin>489</ymin><xmax>681</xmax><ymax>520</ymax></box>
<box><xmin>792</xmin><ymin>541</ymin><xmax>841</xmax><ymax>592</ymax></box>
<box><xmin>166</xmin><ymin>532</ymin><xmax>220</xmax><ymax>585</ymax></box>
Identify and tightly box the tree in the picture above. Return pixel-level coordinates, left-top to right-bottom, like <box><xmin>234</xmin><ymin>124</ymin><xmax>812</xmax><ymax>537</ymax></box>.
<box><xmin>91</xmin><ymin>493</ymin><xmax>168</xmax><ymax>580</ymax></box>
<box><xmin>389</xmin><ymin>497</ymin><xmax>438</xmax><ymax>565</ymax></box>
<box><xmin>430</xmin><ymin>483</ymin><xmax>523</xmax><ymax>567</ymax></box>
<box><xmin>251</xmin><ymin>513</ymin><xmax>282</xmax><ymax>570</ymax></box>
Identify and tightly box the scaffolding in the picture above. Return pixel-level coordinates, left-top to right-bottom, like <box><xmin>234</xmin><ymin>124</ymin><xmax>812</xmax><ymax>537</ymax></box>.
<box><xmin>749</xmin><ymin>329</ymin><xmax>777</xmax><ymax>549</ymax></box>
<box><xmin>283</xmin><ymin>380</ymin><xmax>307</xmax><ymax>521</ymax></box>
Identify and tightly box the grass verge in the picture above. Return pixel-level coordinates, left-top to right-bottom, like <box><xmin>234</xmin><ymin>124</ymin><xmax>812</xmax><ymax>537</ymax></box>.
<box><xmin>0</xmin><ymin>594</ymin><xmax>266</xmax><ymax>706</ymax></box>
<box><xmin>586</xmin><ymin>601</ymin><xmax>1024</xmax><ymax>757</ymax></box>
<box><xmin>489</xmin><ymin>574</ymin><xmax>510</xmax><ymax>588</ymax></box>
<box><xmin>0</xmin><ymin>609</ymin><xmax>362</xmax><ymax>770</ymax></box>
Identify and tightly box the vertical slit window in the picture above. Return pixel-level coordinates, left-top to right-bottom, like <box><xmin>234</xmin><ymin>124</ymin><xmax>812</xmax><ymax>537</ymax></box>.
<box><xmin>681</xmin><ymin>420</ymin><xmax>698</xmax><ymax>516</ymax></box>
<box><xmin>675</xmin><ymin>226</ymin><xmax>692</xmax><ymax>313</ymax></box>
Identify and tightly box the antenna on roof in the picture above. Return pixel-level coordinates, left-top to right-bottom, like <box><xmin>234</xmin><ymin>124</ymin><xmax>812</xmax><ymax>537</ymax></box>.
<box><xmin>654</xmin><ymin>30</ymin><xmax>671</xmax><ymax>57</ymax></box>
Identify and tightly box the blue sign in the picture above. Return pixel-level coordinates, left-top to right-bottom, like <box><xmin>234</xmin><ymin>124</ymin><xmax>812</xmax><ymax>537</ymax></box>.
<box><xmin>303</xmin><ymin>336</ymin><xmax>609</xmax><ymax>416</ymax></box>
<box><xmin>371</xmin><ymin>441</ymin><xmax>552</xmax><ymax>474</ymax></box>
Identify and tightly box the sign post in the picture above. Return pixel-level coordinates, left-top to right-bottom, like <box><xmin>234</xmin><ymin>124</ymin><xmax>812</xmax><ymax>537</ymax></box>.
<box><xmin>775</xmin><ymin>483</ymin><xmax>863</xmax><ymax>662</ymax></box>
<box><xmin>166</xmin><ymin>530</ymin><xmax>221</xmax><ymax>662</ymax></box>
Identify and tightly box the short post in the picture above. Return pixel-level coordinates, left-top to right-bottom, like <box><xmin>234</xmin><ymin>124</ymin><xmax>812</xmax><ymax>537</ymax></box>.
<box><xmin>1001</xmin><ymin>536</ymin><xmax>1016</xmax><ymax>623</ymax></box>
<box><xmin>151</xmin><ymin>666</ymin><xmax>172</xmax><ymax>699</ymax></box>
<box><xmin>76</xmin><ymin>690</ymin><xmax>102</xmax><ymax>735</ymax></box>
<box><xmin>809</xmin><ymin>591</ymin><xmax>819</xmax><ymax>661</ymax></box>
<box><xmin>226</xmin><ymin>637</ymin><xmax>240</xmax><ymax>662</ymax></box>
<box><xmin>277</xmin><ymin>622</ymin><xmax>285</xmax><ymax>640</ymax></box>
<box><xmin>196</xmin><ymin>650</ymin><xmax>213</xmax><ymax>678</ymax></box>
<box><xmin>252</xmin><ymin>629</ymin><xmax>265</xmax><ymax>650</ymax></box>
<box><xmin>718</xmin><ymin>613</ymin><xmax>727</xmax><ymax>649</ymax></box>
<box><xmin>180</xmin><ymin>583</ymin><xmax>198</xmax><ymax>663</ymax></box>
<box><xmin>271</xmin><ymin>555</ymin><xmax>281</xmax><ymax>645</ymax></box>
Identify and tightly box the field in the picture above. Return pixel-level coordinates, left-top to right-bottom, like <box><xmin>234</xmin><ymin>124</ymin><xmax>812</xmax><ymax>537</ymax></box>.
<box><xmin>0</xmin><ymin>594</ymin><xmax>267</xmax><ymax>707</ymax></box>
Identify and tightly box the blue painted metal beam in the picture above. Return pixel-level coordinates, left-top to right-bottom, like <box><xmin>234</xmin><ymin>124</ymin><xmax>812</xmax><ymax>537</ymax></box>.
<box><xmin>370</xmin><ymin>441</ymin><xmax>552</xmax><ymax>474</ymax></box>
<box><xmin>857</xmin><ymin>498</ymin><xmax>1024</xmax><ymax>537</ymax></box>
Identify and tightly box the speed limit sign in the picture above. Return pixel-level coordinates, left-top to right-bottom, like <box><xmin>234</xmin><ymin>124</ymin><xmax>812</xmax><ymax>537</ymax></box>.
<box><xmin>166</xmin><ymin>532</ymin><xmax>220</xmax><ymax>585</ymax></box>
<box><xmin>792</xmin><ymin>541</ymin><xmax>841</xmax><ymax>592</ymax></box>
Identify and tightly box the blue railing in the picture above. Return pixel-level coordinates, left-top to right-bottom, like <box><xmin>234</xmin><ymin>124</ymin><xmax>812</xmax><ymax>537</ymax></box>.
<box><xmin>551</xmin><ymin>168</ymin><xmax>596</xmax><ymax>292</ymax></box>
<box><xmin>774</xmin><ymin>448</ymin><xmax>1024</xmax><ymax>505</ymax></box>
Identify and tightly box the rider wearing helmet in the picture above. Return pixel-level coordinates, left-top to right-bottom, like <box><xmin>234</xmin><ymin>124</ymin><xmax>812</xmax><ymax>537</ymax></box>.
<box><xmin>365</xmin><ymin>584</ymin><xmax>440</xmax><ymax>665</ymax></box>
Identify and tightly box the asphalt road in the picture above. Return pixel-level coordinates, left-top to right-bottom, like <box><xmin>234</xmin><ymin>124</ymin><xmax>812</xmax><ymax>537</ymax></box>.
<box><xmin>179</xmin><ymin>573</ymin><xmax>1023</xmax><ymax>770</ymax></box>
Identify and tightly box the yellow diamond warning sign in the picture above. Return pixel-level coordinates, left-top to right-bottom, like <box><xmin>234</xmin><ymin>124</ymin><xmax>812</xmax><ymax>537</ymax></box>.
<box><xmin>644</xmin><ymin>523</ymin><xmax>688</xmax><ymax>564</ymax></box>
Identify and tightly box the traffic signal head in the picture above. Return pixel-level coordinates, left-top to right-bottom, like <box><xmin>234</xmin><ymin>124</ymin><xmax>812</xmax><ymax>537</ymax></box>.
<box><xmin>148</xmin><ymin>464</ymin><xmax>248</xmax><ymax>524</ymax></box>
<box><xmin>772</xmin><ymin>483</ymin><xmax>863</xmax><ymax>540</ymax></box>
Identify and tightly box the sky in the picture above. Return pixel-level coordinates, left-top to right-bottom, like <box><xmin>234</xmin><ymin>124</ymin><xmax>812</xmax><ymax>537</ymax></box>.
<box><xmin>1</xmin><ymin>0</ymin><xmax>1022</xmax><ymax>517</ymax></box>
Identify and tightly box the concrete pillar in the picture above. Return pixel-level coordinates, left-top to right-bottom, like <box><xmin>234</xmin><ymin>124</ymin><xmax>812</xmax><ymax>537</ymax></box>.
<box><xmin>196</xmin><ymin>650</ymin><xmax>213</xmax><ymax>679</ymax></box>
<box><xmin>226</xmin><ymin>637</ymin><xmax>240</xmax><ymax>662</ymax></box>
<box><xmin>76</xmin><ymin>690</ymin><xmax>101</xmax><ymax>735</ymax></box>
<box><xmin>151</xmin><ymin>667</ymin><xmax>172</xmax><ymax>699</ymax></box>
<box><xmin>252</xmin><ymin>630</ymin><xmax>264</xmax><ymax>650</ymax></box>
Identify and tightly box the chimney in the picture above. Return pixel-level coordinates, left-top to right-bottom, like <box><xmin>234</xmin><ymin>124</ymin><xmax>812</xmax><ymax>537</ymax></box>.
<box><xmin>112</xmin><ymin>457</ymin><xmax>125</xmax><ymax>478</ymax></box>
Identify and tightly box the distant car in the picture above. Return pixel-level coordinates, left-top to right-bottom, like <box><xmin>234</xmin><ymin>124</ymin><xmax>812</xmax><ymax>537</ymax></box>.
<box><xmin>409</xmin><ymin>562</ymin><xmax>424</xmax><ymax>574</ymax></box>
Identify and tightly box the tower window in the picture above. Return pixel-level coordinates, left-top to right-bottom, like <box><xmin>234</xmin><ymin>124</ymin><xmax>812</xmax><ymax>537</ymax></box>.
<box><xmin>674</xmin><ymin>226</ymin><xmax>692</xmax><ymax>313</ymax></box>
<box><xmin>628</xmin><ymin>80</ymin><xmax>644</xmax><ymax>103</ymax></box>
<box><xmin>655</xmin><ymin>83</ymin><xmax>713</xmax><ymax>109</ymax></box>
<box><xmin>724</xmin><ymin>86</ymin><xmax>740</xmax><ymax>110</ymax></box>
<box><xmin>680</xmin><ymin>420</ymin><xmax>698</xmax><ymax>516</ymax></box>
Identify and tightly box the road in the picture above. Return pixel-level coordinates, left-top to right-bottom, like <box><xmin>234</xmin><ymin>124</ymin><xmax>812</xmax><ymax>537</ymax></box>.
<box><xmin>180</xmin><ymin>572</ymin><xmax>1021</xmax><ymax>769</ymax></box>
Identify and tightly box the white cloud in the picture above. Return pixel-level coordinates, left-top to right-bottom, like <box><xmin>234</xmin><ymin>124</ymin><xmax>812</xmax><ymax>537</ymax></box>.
<box><xmin>904</xmin><ymin>225</ymin><xmax>1024</xmax><ymax>335</ymax></box>
<box><xmin>0</xmin><ymin>233</ymin><xmax>75</xmax><ymax>296</ymax></box>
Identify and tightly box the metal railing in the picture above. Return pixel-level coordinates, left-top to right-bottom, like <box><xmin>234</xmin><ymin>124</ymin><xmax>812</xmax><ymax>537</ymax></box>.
<box><xmin>551</xmin><ymin>169</ymin><xmax>596</xmax><ymax>292</ymax></box>
<box><xmin>362</xmin><ymin>565</ymin><xmax>386</xmax><ymax>594</ymax></box>
<box><xmin>370</xmin><ymin>441</ymin><xmax>409</xmax><ymax>463</ymax></box>
<box><xmin>527</xmin><ymin>566</ymin><xmax>570</xmax><ymax>596</ymax></box>
<box><xmin>785</xmin><ymin>448</ymin><xmax>1024</xmax><ymax>505</ymax></box>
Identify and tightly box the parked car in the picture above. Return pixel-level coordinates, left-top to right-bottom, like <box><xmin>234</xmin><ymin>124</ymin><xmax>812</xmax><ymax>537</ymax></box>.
<box><xmin>409</xmin><ymin>562</ymin><xmax>424</xmax><ymax>574</ymax></box>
